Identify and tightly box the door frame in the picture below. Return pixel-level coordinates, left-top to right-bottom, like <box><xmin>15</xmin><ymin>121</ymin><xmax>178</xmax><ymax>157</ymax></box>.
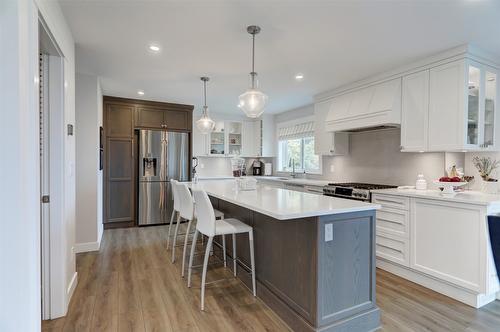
<box><xmin>39</xmin><ymin>15</ymin><xmax>70</xmax><ymax>320</ymax></box>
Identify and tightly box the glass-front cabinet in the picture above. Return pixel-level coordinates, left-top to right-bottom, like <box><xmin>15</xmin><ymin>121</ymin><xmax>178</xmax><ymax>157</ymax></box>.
<box><xmin>466</xmin><ymin>61</ymin><xmax>498</xmax><ymax>150</ymax></box>
<box><xmin>226</xmin><ymin>122</ymin><xmax>242</xmax><ymax>156</ymax></box>
<box><xmin>207</xmin><ymin>121</ymin><xmax>243</xmax><ymax>156</ymax></box>
<box><xmin>208</xmin><ymin>121</ymin><xmax>225</xmax><ymax>155</ymax></box>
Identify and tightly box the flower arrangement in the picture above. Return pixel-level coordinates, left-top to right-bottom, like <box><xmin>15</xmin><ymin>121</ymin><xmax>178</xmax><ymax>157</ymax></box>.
<box><xmin>472</xmin><ymin>156</ymin><xmax>500</xmax><ymax>181</ymax></box>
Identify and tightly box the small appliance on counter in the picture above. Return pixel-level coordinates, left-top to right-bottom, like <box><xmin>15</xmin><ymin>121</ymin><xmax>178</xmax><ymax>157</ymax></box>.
<box><xmin>252</xmin><ymin>159</ymin><xmax>263</xmax><ymax>175</ymax></box>
<box><xmin>264</xmin><ymin>162</ymin><xmax>272</xmax><ymax>176</ymax></box>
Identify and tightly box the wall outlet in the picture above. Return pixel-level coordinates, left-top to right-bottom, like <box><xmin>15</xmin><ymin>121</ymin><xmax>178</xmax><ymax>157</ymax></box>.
<box><xmin>200</xmin><ymin>163</ymin><xmax>205</xmax><ymax>169</ymax></box>
<box><xmin>325</xmin><ymin>223</ymin><xmax>333</xmax><ymax>242</ymax></box>
<box><xmin>330</xmin><ymin>164</ymin><xmax>335</xmax><ymax>173</ymax></box>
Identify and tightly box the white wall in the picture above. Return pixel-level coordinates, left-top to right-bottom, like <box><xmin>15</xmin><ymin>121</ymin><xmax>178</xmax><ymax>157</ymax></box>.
<box><xmin>36</xmin><ymin>0</ymin><xmax>77</xmax><ymax>318</ymax></box>
<box><xmin>0</xmin><ymin>0</ymin><xmax>76</xmax><ymax>328</ymax></box>
<box><xmin>75</xmin><ymin>73</ymin><xmax>103</xmax><ymax>251</ymax></box>
<box><xmin>311</xmin><ymin>129</ymin><xmax>446</xmax><ymax>185</ymax></box>
<box><xmin>0</xmin><ymin>1</ymin><xmax>40</xmax><ymax>330</ymax></box>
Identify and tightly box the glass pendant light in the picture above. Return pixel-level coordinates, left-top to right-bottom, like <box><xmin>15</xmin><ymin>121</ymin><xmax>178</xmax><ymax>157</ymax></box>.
<box><xmin>239</xmin><ymin>25</ymin><xmax>268</xmax><ymax>118</ymax></box>
<box><xmin>196</xmin><ymin>76</ymin><xmax>215</xmax><ymax>134</ymax></box>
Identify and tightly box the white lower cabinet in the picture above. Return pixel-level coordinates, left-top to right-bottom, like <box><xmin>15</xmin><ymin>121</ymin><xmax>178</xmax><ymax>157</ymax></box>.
<box><xmin>373</xmin><ymin>193</ymin><xmax>499</xmax><ymax>308</ymax></box>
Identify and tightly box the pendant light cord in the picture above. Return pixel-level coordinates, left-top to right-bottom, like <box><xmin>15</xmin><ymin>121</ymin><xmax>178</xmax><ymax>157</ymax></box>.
<box><xmin>251</xmin><ymin>32</ymin><xmax>256</xmax><ymax>89</ymax></box>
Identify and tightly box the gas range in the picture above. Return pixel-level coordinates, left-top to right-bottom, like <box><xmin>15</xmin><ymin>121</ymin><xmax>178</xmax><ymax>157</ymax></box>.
<box><xmin>323</xmin><ymin>182</ymin><xmax>398</xmax><ymax>202</ymax></box>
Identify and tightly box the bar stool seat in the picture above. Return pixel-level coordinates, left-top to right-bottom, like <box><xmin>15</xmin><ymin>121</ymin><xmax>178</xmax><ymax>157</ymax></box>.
<box><xmin>214</xmin><ymin>218</ymin><xmax>252</xmax><ymax>234</ymax></box>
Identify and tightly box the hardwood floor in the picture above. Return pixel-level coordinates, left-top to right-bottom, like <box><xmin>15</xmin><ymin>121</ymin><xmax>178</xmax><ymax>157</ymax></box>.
<box><xmin>42</xmin><ymin>226</ymin><xmax>500</xmax><ymax>332</ymax></box>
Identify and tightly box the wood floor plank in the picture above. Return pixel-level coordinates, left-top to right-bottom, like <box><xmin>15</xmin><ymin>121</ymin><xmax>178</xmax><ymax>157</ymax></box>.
<box><xmin>42</xmin><ymin>225</ymin><xmax>500</xmax><ymax>332</ymax></box>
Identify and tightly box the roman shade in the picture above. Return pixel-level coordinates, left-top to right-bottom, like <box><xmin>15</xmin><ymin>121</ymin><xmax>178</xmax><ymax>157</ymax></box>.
<box><xmin>278</xmin><ymin>121</ymin><xmax>314</xmax><ymax>140</ymax></box>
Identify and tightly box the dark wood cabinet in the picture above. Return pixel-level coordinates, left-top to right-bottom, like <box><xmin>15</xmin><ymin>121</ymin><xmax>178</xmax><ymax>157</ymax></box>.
<box><xmin>135</xmin><ymin>105</ymin><xmax>191</xmax><ymax>131</ymax></box>
<box><xmin>103</xmin><ymin>96</ymin><xmax>193</xmax><ymax>228</ymax></box>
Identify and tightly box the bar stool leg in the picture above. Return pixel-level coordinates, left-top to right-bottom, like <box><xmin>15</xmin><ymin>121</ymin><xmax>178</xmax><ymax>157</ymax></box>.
<box><xmin>201</xmin><ymin>236</ymin><xmax>214</xmax><ymax>311</ymax></box>
<box><xmin>181</xmin><ymin>218</ymin><xmax>193</xmax><ymax>277</ymax></box>
<box><xmin>249</xmin><ymin>229</ymin><xmax>256</xmax><ymax>296</ymax></box>
<box><xmin>222</xmin><ymin>235</ymin><xmax>227</xmax><ymax>267</ymax></box>
<box><xmin>232</xmin><ymin>233</ymin><xmax>237</xmax><ymax>277</ymax></box>
<box><xmin>171</xmin><ymin>213</ymin><xmax>182</xmax><ymax>263</ymax></box>
<box><xmin>167</xmin><ymin>210</ymin><xmax>175</xmax><ymax>248</ymax></box>
<box><xmin>187</xmin><ymin>229</ymin><xmax>199</xmax><ymax>288</ymax></box>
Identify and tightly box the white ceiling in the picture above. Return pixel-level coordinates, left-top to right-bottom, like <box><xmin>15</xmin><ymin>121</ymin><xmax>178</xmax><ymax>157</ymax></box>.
<box><xmin>60</xmin><ymin>0</ymin><xmax>500</xmax><ymax>115</ymax></box>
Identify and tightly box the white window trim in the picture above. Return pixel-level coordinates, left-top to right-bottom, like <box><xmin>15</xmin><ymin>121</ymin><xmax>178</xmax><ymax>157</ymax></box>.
<box><xmin>276</xmin><ymin>116</ymin><xmax>322</xmax><ymax>175</ymax></box>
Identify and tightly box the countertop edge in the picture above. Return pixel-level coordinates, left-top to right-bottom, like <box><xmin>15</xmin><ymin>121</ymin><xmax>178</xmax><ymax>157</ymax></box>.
<box><xmin>371</xmin><ymin>189</ymin><xmax>500</xmax><ymax>206</ymax></box>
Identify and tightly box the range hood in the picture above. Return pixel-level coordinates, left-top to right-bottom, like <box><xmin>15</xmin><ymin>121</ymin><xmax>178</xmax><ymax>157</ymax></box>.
<box><xmin>323</xmin><ymin>78</ymin><xmax>402</xmax><ymax>133</ymax></box>
<box><xmin>342</xmin><ymin>125</ymin><xmax>400</xmax><ymax>133</ymax></box>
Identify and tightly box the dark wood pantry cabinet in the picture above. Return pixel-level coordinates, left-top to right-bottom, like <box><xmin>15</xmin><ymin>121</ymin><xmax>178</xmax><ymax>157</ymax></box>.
<box><xmin>103</xmin><ymin>96</ymin><xmax>193</xmax><ymax>228</ymax></box>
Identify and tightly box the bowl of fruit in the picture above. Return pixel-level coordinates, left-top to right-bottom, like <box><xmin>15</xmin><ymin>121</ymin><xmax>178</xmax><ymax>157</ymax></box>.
<box><xmin>433</xmin><ymin>177</ymin><xmax>468</xmax><ymax>196</ymax></box>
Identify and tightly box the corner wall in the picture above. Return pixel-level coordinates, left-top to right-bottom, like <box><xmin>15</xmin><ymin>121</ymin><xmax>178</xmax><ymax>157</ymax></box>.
<box><xmin>75</xmin><ymin>73</ymin><xmax>103</xmax><ymax>251</ymax></box>
<box><xmin>0</xmin><ymin>1</ymin><xmax>40</xmax><ymax>330</ymax></box>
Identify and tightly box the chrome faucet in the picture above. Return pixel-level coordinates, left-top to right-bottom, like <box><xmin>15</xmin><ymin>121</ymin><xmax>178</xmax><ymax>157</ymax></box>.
<box><xmin>289</xmin><ymin>158</ymin><xmax>298</xmax><ymax>178</ymax></box>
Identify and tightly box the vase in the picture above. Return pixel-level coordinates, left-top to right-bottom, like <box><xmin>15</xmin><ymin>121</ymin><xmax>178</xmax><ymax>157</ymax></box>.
<box><xmin>481</xmin><ymin>179</ymin><xmax>498</xmax><ymax>194</ymax></box>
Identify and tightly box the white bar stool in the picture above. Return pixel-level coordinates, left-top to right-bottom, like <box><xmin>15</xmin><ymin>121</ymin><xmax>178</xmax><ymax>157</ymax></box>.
<box><xmin>188</xmin><ymin>189</ymin><xmax>256</xmax><ymax>311</ymax></box>
<box><xmin>166</xmin><ymin>179</ymin><xmax>179</xmax><ymax>249</ymax></box>
<box><xmin>171</xmin><ymin>182</ymin><xmax>225</xmax><ymax>270</ymax></box>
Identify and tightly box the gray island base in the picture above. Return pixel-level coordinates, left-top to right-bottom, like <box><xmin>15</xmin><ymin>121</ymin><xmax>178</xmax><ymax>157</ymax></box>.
<box><xmin>206</xmin><ymin>195</ymin><xmax>380</xmax><ymax>332</ymax></box>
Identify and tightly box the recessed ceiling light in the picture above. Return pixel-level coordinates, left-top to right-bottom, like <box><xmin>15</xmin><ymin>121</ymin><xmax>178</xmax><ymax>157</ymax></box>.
<box><xmin>295</xmin><ymin>73</ymin><xmax>304</xmax><ymax>81</ymax></box>
<box><xmin>137</xmin><ymin>90</ymin><xmax>145</xmax><ymax>96</ymax></box>
<box><xmin>148</xmin><ymin>44</ymin><xmax>160</xmax><ymax>52</ymax></box>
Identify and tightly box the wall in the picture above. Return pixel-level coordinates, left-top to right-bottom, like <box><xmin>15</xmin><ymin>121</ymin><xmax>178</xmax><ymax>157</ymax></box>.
<box><xmin>0</xmin><ymin>0</ymin><xmax>77</xmax><ymax>327</ymax></box>
<box><xmin>75</xmin><ymin>73</ymin><xmax>103</xmax><ymax>251</ymax></box>
<box><xmin>0</xmin><ymin>1</ymin><xmax>40</xmax><ymax>330</ymax></box>
<box><xmin>310</xmin><ymin>129</ymin><xmax>445</xmax><ymax>185</ymax></box>
<box><xmin>37</xmin><ymin>0</ymin><xmax>77</xmax><ymax>319</ymax></box>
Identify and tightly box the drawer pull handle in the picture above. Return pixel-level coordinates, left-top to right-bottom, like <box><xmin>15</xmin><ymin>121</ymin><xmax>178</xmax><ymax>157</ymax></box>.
<box><xmin>376</xmin><ymin>243</ymin><xmax>403</xmax><ymax>254</ymax></box>
<box><xmin>375</xmin><ymin>198</ymin><xmax>405</xmax><ymax>206</ymax></box>
<box><xmin>377</xmin><ymin>217</ymin><xmax>404</xmax><ymax>225</ymax></box>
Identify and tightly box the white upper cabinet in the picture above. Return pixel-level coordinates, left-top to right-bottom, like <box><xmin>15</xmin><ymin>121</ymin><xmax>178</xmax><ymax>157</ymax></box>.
<box><xmin>247</xmin><ymin>115</ymin><xmax>276</xmax><ymax>158</ymax></box>
<box><xmin>428</xmin><ymin>59</ymin><xmax>499</xmax><ymax>151</ymax></box>
<box><xmin>324</xmin><ymin>78</ymin><xmax>401</xmax><ymax>132</ymax></box>
<box><xmin>193</xmin><ymin>115</ymin><xmax>275</xmax><ymax>158</ymax></box>
<box><xmin>314</xmin><ymin>100</ymin><xmax>349</xmax><ymax>155</ymax></box>
<box><xmin>401</xmin><ymin>70</ymin><xmax>430</xmax><ymax>152</ymax></box>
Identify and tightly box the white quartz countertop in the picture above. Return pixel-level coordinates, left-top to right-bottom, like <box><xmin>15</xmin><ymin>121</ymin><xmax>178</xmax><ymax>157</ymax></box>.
<box><xmin>371</xmin><ymin>188</ymin><xmax>500</xmax><ymax>206</ymax></box>
<box><xmin>189</xmin><ymin>179</ymin><xmax>379</xmax><ymax>220</ymax></box>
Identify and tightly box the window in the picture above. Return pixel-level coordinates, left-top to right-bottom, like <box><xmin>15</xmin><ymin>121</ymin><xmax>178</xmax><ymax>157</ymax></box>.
<box><xmin>278</xmin><ymin>136</ymin><xmax>321</xmax><ymax>173</ymax></box>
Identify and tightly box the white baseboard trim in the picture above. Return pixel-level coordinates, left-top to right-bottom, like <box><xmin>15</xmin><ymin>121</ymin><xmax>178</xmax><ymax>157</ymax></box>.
<box><xmin>377</xmin><ymin>259</ymin><xmax>497</xmax><ymax>308</ymax></box>
<box><xmin>66</xmin><ymin>272</ymin><xmax>78</xmax><ymax>304</ymax></box>
<box><xmin>74</xmin><ymin>240</ymin><xmax>101</xmax><ymax>253</ymax></box>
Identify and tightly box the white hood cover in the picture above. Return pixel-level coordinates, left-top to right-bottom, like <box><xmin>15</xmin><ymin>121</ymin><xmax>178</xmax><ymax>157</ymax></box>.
<box><xmin>324</xmin><ymin>78</ymin><xmax>402</xmax><ymax>132</ymax></box>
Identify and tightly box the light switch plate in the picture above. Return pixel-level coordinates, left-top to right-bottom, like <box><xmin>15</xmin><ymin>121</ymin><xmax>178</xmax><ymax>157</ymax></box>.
<box><xmin>325</xmin><ymin>223</ymin><xmax>333</xmax><ymax>242</ymax></box>
<box><xmin>330</xmin><ymin>164</ymin><xmax>335</xmax><ymax>173</ymax></box>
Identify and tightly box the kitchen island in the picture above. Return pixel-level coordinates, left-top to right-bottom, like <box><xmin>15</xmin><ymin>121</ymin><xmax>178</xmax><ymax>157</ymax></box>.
<box><xmin>190</xmin><ymin>179</ymin><xmax>381</xmax><ymax>332</ymax></box>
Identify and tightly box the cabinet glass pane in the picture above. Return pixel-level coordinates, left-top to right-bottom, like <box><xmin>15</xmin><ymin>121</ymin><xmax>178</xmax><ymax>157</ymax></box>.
<box><xmin>467</xmin><ymin>66</ymin><xmax>480</xmax><ymax>145</ymax></box>
<box><xmin>209</xmin><ymin>122</ymin><xmax>225</xmax><ymax>155</ymax></box>
<box><xmin>227</xmin><ymin>122</ymin><xmax>242</xmax><ymax>155</ymax></box>
<box><xmin>484</xmin><ymin>71</ymin><xmax>496</xmax><ymax>147</ymax></box>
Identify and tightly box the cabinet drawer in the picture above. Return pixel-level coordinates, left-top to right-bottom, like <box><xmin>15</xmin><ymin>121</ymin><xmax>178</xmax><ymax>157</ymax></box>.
<box><xmin>376</xmin><ymin>231</ymin><xmax>409</xmax><ymax>267</ymax></box>
<box><xmin>376</xmin><ymin>207</ymin><xmax>409</xmax><ymax>238</ymax></box>
<box><xmin>372</xmin><ymin>194</ymin><xmax>409</xmax><ymax>210</ymax></box>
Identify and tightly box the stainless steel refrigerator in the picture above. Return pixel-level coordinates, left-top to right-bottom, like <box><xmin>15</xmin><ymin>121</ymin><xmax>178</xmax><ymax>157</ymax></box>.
<box><xmin>138</xmin><ymin>129</ymin><xmax>189</xmax><ymax>226</ymax></box>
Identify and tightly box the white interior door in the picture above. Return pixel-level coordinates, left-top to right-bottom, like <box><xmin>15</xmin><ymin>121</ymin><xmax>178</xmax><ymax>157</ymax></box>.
<box><xmin>39</xmin><ymin>53</ymin><xmax>51</xmax><ymax>320</ymax></box>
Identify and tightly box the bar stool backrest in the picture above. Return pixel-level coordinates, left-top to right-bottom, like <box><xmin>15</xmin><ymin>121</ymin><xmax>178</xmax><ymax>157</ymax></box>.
<box><xmin>171</xmin><ymin>179</ymin><xmax>180</xmax><ymax>212</ymax></box>
<box><xmin>192</xmin><ymin>189</ymin><xmax>216</xmax><ymax>237</ymax></box>
<box><xmin>177</xmin><ymin>182</ymin><xmax>194</xmax><ymax>220</ymax></box>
